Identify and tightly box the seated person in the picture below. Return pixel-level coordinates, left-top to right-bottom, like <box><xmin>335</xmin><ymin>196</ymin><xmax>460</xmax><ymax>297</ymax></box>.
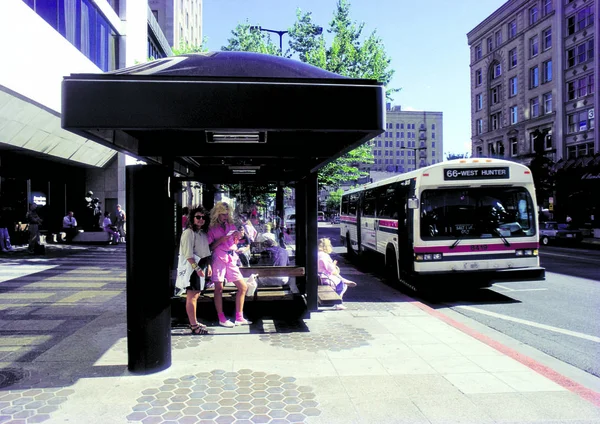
<box><xmin>102</xmin><ymin>211</ymin><xmax>120</xmax><ymax>245</ymax></box>
<box><xmin>235</xmin><ymin>225</ymin><xmax>251</xmax><ymax>267</ymax></box>
<box><xmin>62</xmin><ymin>211</ymin><xmax>80</xmax><ymax>242</ymax></box>
<box><xmin>258</xmin><ymin>238</ymin><xmax>290</xmax><ymax>286</ymax></box>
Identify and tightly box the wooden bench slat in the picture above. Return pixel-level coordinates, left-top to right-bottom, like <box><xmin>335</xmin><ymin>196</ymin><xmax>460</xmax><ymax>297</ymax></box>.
<box><xmin>317</xmin><ymin>285</ymin><xmax>343</xmax><ymax>305</ymax></box>
<box><xmin>239</xmin><ymin>266</ymin><xmax>305</xmax><ymax>278</ymax></box>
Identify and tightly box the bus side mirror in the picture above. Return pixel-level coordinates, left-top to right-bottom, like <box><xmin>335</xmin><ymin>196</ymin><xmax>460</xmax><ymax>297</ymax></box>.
<box><xmin>408</xmin><ymin>197</ymin><xmax>419</xmax><ymax>209</ymax></box>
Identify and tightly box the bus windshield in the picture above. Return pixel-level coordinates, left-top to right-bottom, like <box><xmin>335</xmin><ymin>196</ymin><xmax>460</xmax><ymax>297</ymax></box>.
<box><xmin>420</xmin><ymin>187</ymin><xmax>535</xmax><ymax>240</ymax></box>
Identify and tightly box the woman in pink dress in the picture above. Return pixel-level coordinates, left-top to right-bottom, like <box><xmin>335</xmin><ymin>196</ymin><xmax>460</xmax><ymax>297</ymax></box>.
<box><xmin>207</xmin><ymin>202</ymin><xmax>250</xmax><ymax>327</ymax></box>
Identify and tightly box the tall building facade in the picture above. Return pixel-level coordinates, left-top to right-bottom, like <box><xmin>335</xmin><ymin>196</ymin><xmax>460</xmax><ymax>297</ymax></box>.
<box><xmin>150</xmin><ymin>0</ymin><xmax>203</xmax><ymax>49</ymax></box>
<box><xmin>468</xmin><ymin>0</ymin><xmax>598</xmax><ymax>163</ymax></box>
<box><xmin>0</xmin><ymin>0</ymin><xmax>199</xmax><ymax>235</ymax></box>
<box><xmin>365</xmin><ymin>104</ymin><xmax>443</xmax><ymax>175</ymax></box>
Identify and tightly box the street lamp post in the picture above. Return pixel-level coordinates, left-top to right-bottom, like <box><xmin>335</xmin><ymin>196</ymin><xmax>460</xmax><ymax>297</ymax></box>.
<box><xmin>250</xmin><ymin>25</ymin><xmax>322</xmax><ymax>53</ymax></box>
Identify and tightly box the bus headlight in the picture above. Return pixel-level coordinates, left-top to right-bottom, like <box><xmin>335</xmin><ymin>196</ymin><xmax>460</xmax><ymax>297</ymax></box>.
<box><xmin>515</xmin><ymin>249</ymin><xmax>537</xmax><ymax>256</ymax></box>
<box><xmin>415</xmin><ymin>253</ymin><xmax>443</xmax><ymax>261</ymax></box>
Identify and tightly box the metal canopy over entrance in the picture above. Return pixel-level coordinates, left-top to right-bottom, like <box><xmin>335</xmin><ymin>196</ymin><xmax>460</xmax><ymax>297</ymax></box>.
<box><xmin>61</xmin><ymin>51</ymin><xmax>384</xmax><ymax>374</ymax></box>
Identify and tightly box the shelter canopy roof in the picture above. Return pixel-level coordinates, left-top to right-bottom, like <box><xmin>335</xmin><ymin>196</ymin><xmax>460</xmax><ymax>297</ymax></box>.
<box><xmin>62</xmin><ymin>51</ymin><xmax>385</xmax><ymax>182</ymax></box>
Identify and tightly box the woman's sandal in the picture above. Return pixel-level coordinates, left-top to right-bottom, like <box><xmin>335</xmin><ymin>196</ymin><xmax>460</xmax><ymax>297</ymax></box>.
<box><xmin>190</xmin><ymin>323</ymin><xmax>209</xmax><ymax>335</ymax></box>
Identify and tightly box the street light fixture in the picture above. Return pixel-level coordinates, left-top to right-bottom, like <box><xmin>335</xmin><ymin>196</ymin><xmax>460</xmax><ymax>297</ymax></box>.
<box><xmin>249</xmin><ymin>25</ymin><xmax>323</xmax><ymax>53</ymax></box>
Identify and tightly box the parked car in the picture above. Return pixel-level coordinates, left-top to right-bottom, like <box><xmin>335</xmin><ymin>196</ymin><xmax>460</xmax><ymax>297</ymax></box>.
<box><xmin>538</xmin><ymin>221</ymin><xmax>583</xmax><ymax>245</ymax></box>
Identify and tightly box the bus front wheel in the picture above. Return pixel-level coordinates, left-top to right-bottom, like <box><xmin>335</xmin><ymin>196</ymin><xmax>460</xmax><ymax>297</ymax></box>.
<box><xmin>385</xmin><ymin>249</ymin><xmax>399</xmax><ymax>285</ymax></box>
<box><xmin>346</xmin><ymin>233</ymin><xmax>358</xmax><ymax>259</ymax></box>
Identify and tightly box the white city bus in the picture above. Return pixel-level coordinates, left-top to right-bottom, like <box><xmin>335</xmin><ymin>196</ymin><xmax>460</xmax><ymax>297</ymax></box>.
<box><xmin>340</xmin><ymin>158</ymin><xmax>545</xmax><ymax>289</ymax></box>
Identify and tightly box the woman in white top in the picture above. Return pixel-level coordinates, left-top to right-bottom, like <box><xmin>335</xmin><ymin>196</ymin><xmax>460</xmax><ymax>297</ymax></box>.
<box><xmin>177</xmin><ymin>206</ymin><xmax>212</xmax><ymax>334</ymax></box>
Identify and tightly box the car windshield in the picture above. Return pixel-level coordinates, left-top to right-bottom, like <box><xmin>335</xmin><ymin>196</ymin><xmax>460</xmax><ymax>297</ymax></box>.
<box><xmin>420</xmin><ymin>187</ymin><xmax>536</xmax><ymax>240</ymax></box>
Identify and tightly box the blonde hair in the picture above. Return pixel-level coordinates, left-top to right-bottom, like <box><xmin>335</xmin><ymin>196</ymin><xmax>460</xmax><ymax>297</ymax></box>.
<box><xmin>318</xmin><ymin>238</ymin><xmax>333</xmax><ymax>254</ymax></box>
<box><xmin>209</xmin><ymin>201</ymin><xmax>233</xmax><ymax>227</ymax></box>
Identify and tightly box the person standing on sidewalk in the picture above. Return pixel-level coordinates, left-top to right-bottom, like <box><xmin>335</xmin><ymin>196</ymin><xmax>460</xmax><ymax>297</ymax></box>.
<box><xmin>115</xmin><ymin>204</ymin><xmax>126</xmax><ymax>242</ymax></box>
<box><xmin>207</xmin><ymin>201</ymin><xmax>250</xmax><ymax>327</ymax></box>
<box><xmin>26</xmin><ymin>203</ymin><xmax>43</xmax><ymax>254</ymax></box>
<box><xmin>0</xmin><ymin>205</ymin><xmax>15</xmax><ymax>252</ymax></box>
<box><xmin>176</xmin><ymin>206</ymin><xmax>212</xmax><ymax>335</ymax></box>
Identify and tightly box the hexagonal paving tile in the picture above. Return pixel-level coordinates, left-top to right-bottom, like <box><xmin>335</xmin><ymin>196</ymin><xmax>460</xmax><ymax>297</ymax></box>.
<box><xmin>0</xmin><ymin>369</ymin><xmax>76</xmax><ymax>424</ymax></box>
<box><xmin>259</xmin><ymin>322</ymin><xmax>373</xmax><ymax>351</ymax></box>
<box><xmin>128</xmin><ymin>369</ymin><xmax>320</xmax><ymax>423</ymax></box>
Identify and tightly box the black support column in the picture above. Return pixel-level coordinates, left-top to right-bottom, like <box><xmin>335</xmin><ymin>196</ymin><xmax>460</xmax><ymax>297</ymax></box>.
<box><xmin>126</xmin><ymin>165</ymin><xmax>173</xmax><ymax>373</ymax></box>
<box><xmin>295</xmin><ymin>181</ymin><xmax>306</xmax><ymax>294</ymax></box>
<box><xmin>305</xmin><ymin>172</ymin><xmax>318</xmax><ymax>311</ymax></box>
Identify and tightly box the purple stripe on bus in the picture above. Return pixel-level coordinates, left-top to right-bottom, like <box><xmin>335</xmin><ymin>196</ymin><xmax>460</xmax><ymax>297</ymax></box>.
<box><xmin>414</xmin><ymin>242</ymin><xmax>538</xmax><ymax>254</ymax></box>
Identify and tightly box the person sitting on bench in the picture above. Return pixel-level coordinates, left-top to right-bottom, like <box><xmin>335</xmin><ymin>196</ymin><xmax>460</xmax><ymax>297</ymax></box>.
<box><xmin>258</xmin><ymin>238</ymin><xmax>291</xmax><ymax>286</ymax></box>
<box><xmin>102</xmin><ymin>211</ymin><xmax>120</xmax><ymax>245</ymax></box>
<box><xmin>62</xmin><ymin>211</ymin><xmax>79</xmax><ymax>242</ymax></box>
<box><xmin>318</xmin><ymin>237</ymin><xmax>357</xmax><ymax>310</ymax></box>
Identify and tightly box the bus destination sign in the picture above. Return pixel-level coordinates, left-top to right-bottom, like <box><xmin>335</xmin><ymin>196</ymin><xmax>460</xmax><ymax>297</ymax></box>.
<box><xmin>444</xmin><ymin>167</ymin><xmax>510</xmax><ymax>180</ymax></box>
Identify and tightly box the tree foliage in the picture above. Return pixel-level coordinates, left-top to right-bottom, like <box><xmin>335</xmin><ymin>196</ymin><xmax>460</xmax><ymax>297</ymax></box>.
<box><xmin>325</xmin><ymin>188</ymin><xmax>345</xmax><ymax>212</ymax></box>
<box><xmin>220</xmin><ymin>0</ymin><xmax>397</xmax><ymax>189</ymax></box>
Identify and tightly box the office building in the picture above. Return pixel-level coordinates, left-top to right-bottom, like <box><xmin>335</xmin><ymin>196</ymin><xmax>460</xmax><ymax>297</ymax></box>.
<box><xmin>467</xmin><ymin>0</ymin><xmax>597</xmax><ymax>163</ymax></box>
<box><xmin>0</xmin><ymin>0</ymin><xmax>201</xmax><ymax>235</ymax></box>
<box><xmin>366</xmin><ymin>104</ymin><xmax>443</xmax><ymax>174</ymax></box>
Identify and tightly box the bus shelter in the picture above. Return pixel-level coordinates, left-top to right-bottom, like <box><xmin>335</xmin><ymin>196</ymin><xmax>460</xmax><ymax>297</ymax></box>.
<box><xmin>61</xmin><ymin>52</ymin><xmax>384</xmax><ymax>373</ymax></box>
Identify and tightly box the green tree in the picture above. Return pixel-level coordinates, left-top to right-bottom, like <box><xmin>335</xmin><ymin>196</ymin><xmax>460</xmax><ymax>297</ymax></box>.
<box><xmin>222</xmin><ymin>21</ymin><xmax>282</xmax><ymax>55</ymax></box>
<box><xmin>172</xmin><ymin>37</ymin><xmax>209</xmax><ymax>55</ymax></box>
<box><xmin>325</xmin><ymin>188</ymin><xmax>345</xmax><ymax>213</ymax></box>
<box><xmin>220</xmin><ymin>0</ymin><xmax>396</xmax><ymax>188</ymax></box>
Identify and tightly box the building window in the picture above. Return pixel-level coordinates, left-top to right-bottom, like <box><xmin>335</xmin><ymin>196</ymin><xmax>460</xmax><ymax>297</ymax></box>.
<box><xmin>544</xmin><ymin>133</ymin><xmax>552</xmax><ymax>150</ymax></box>
<box><xmin>567</xmin><ymin>108</ymin><xmax>595</xmax><ymax>133</ymax></box>
<box><xmin>495</xmin><ymin>30</ymin><xmax>502</xmax><ymax>47</ymax></box>
<box><xmin>567</xmin><ymin>15</ymin><xmax>575</xmax><ymax>35</ymax></box>
<box><xmin>530</xmin><ymin>97</ymin><xmax>540</xmax><ymax>118</ymax></box>
<box><xmin>508</xmin><ymin>20</ymin><xmax>517</xmax><ymax>38</ymax></box>
<box><xmin>510</xmin><ymin>137</ymin><xmax>518</xmax><ymax>156</ymax></box>
<box><xmin>543</xmin><ymin>28</ymin><xmax>552</xmax><ymax>50</ymax></box>
<box><xmin>476</xmin><ymin>119</ymin><xmax>483</xmax><ymax>135</ymax></box>
<box><xmin>543</xmin><ymin>92</ymin><xmax>552</xmax><ymax>114</ymax></box>
<box><xmin>543</xmin><ymin>0</ymin><xmax>553</xmax><ymax>16</ymax></box>
<box><xmin>509</xmin><ymin>76</ymin><xmax>518</xmax><ymax>97</ymax></box>
<box><xmin>530</xmin><ymin>66</ymin><xmax>539</xmax><ymax>88</ymax></box>
<box><xmin>475</xmin><ymin>44</ymin><xmax>482</xmax><ymax>60</ymax></box>
<box><xmin>566</xmin><ymin>48</ymin><xmax>575</xmax><ymax>68</ymax></box>
<box><xmin>542</xmin><ymin>60</ymin><xmax>552</xmax><ymax>83</ymax></box>
<box><xmin>491</xmin><ymin>86</ymin><xmax>501</xmax><ymax>104</ymax></box>
<box><xmin>476</xmin><ymin>146</ymin><xmax>483</xmax><ymax>157</ymax></box>
<box><xmin>578</xmin><ymin>6</ymin><xmax>593</xmax><ymax>31</ymax></box>
<box><xmin>510</xmin><ymin>106</ymin><xmax>518</xmax><ymax>124</ymax></box>
<box><xmin>509</xmin><ymin>48</ymin><xmax>517</xmax><ymax>68</ymax></box>
<box><xmin>529</xmin><ymin>6</ymin><xmax>538</xmax><ymax>25</ymax></box>
<box><xmin>475</xmin><ymin>69</ymin><xmax>482</xmax><ymax>86</ymax></box>
<box><xmin>487</xmin><ymin>36</ymin><xmax>493</xmax><ymax>53</ymax></box>
<box><xmin>567</xmin><ymin>81</ymin><xmax>576</xmax><ymax>100</ymax></box>
<box><xmin>530</xmin><ymin>35</ymin><xmax>539</xmax><ymax>57</ymax></box>
<box><xmin>476</xmin><ymin>93</ymin><xmax>482</xmax><ymax>111</ymax></box>
<box><xmin>490</xmin><ymin>112</ymin><xmax>501</xmax><ymax>130</ymax></box>
<box><xmin>493</xmin><ymin>63</ymin><xmax>502</xmax><ymax>79</ymax></box>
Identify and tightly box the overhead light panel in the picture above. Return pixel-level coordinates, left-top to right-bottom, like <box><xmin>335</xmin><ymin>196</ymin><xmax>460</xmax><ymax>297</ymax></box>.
<box><xmin>229</xmin><ymin>165</ymin><xmax>260</xmax><ymax>175</ymax></box>
<box><xmin>207</xmin><ymin>131</ymin><xmax>267</xmax><ymax>144</ymax></box>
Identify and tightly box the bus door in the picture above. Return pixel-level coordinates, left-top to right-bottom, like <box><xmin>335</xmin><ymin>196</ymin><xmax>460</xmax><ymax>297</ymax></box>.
<box><xmin>397</xmin><ymin>181</ymin><xmax>413</xmax><ymax>276</ymax></box>
<box><xmin>361</xmin><ymin>188</ymin><xmax>377</xmax><ymax>251</ymax></box>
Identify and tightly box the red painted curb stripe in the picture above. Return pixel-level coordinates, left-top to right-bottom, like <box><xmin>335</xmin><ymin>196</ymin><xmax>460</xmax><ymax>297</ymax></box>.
<box><xmin>411</xmin><ymin>300</ymin><xmax>600</xmax><ymax>408</ymax></box>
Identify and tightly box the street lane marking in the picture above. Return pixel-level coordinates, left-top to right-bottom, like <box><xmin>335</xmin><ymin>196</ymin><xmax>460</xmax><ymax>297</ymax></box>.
<box><xmin>456</xmin><ymin>305</ymin><xmax>600</xmax><ymax>343</ymax></box>
<box><xmin>541</xmin><ymin>251</ymin><xmax>596</xmax><ymax>260</ymax></box>
<box><xmin>494</xmin><ymin>284</ymin><xmax>548</xmax><ymax>292</ymax></box>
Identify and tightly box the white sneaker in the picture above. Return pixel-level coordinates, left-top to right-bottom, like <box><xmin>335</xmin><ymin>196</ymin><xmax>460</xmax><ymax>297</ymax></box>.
<box><xmin>219</xmin><ymin>320</ymin><xmax>235</xmax><ymax>328</ymax></box>
<box><xmin>235</xmin><ymin>318</ymin><xmax>251</xmax><ymax>326</ymax></box>
<box><xmin>333</xmin><ymin>304</ymin><xmax>347</xmax><ymax>310</ymax></box>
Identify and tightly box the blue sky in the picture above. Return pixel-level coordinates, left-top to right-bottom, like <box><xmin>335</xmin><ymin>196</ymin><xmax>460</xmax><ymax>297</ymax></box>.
<box><xmin>202</xmin><ymin>0</ymin><xmax>507</xmax><ymax>156</ymax></box>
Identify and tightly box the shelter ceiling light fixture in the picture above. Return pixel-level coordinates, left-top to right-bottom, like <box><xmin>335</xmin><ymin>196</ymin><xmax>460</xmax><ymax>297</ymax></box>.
<box><xmin>206</xmin><ymin>131</ymin><xmax>266</xmax><ymax>143</ymax></box>
<box><xmin>230</xmin><ymin>165</ymin><xmax>260</xmax><ymax>175</ymax></box>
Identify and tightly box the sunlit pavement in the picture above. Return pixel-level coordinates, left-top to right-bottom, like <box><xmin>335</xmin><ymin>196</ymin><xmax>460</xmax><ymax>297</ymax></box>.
<box><xmin>0</xmin><ymin>243</ymin><xmax>599</xmax><ymax>423</ymax></box>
